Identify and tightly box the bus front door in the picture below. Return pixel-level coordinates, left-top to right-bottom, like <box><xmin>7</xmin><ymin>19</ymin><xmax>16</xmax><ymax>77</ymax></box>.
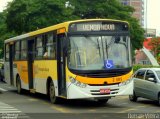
<box><xmin>57</xmin><ymin>34</ymin><xmax>67</xmax><ymax>97</ymax></box>
<box><xmin>9</xmin><ymin>44</ymin><xmax>14</xmax><ymax>85</ymax></box>
<box><xmin>28</xmin><ymin>40</ymin><xmax>35</xmax><ymax>91</ymax></box>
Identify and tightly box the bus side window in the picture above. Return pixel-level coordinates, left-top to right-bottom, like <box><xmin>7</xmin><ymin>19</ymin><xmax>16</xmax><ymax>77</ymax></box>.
<box><xmin>21</xmin><ymin>40</ymin><xmax>27</xmax><ymax>59</ymax></box>
<box><xmin>5</xmin><ymin>44</ymin><xmax>9</xmax><ymax>61</ymax></box>
<box><xmin>44</xmin><ymin>32</ymin><xmax>56</xmax><ymax>59</ymax></box>
<box><xmin>36</xmin><ymin>36</ymin><xmax>43</xmax><ymax>59</ymax></box>
<box><xmin>14</xmin><ymin>41</ymin><xmax>20</xmax><ymax>60</ymax></box>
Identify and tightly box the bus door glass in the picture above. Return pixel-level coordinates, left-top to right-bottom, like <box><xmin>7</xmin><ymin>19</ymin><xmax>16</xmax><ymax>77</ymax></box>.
<box><xmin>5</xmin><ymin>43</ymin><xmax>14</xmax><ymax>85</ymax></box>
<box><xmin>27</xmin><ymin>39</ymin><xmax>35</xmax><ymax>89</ymax></box>
<box><xmin>57</xmin><ymin>33</ymin><xmax>66</xmax><ymax>96</ymax></box>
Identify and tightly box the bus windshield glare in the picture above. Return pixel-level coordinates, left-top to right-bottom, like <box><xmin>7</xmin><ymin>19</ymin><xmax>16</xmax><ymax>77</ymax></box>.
<box><xmin>67</xmin><ymin>35</ymin><xmax>131</xmax><ymax>70</ymax></box>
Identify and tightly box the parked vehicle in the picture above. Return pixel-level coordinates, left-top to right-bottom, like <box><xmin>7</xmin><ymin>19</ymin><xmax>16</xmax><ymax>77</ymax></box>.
<box><xmin>129</xmin><ymin>68</ymin><xmax>160</xmax><ymax>106</ymax></box>
<box><xmin>0</xmin><ymin>62</ymin><xmax>4</xmax><ymax>82</ymax></box>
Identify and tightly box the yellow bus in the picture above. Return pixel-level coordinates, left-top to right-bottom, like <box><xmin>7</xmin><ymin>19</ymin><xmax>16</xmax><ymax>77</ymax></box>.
<box><xmin>4</xmin><ymin>19</ymin><xmax>133</xmax><ymax>104</ymax></box>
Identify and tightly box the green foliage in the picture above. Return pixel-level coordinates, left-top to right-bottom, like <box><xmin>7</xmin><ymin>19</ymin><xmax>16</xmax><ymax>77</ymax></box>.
<box><xmin>0</xmin><ymin>0</ymin><xmax>145</xmax><ymax>58</ymax></box>
<box><xmin>69</xmin><ymin>0</ymin><xmax>144</xmax><ymax>50</ymax></box>
<box><xmin>6</xmin><ymin>0</ymin><xmax>78</xmax><ymax>34</ymax></box>
<box><xmin>0</xmin><ymin>11</ymin><xmax>18</xmax><ymax>58</ymax></box>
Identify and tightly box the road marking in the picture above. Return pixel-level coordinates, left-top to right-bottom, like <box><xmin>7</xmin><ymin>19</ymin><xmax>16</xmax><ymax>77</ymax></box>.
<box><xmin>0</xmin><ymin>101</ymin><xmax>21</xmax><ymax>113</ymax></box>
<box><xmin>118</xmin><ymin>108</ymin><xmax>137</xmax><ymax>113</ymax></box>
<box><xmin>0</xmin><ymin>87</ymin><xmax>7</xmax><ymax>91</ymax></box>
<box><xmin>0</xmin><ymin>106</ymin><xmax>15</xmax><ymax>109</ymax></box>
<box><xmin>88</xmin><ymin>109</ymin><xmax>96</xmax><ymax>112</ymax></box>
<box><xmin>28</xmin><ymin>98</ymin><xmax>39</xmax><ymax>102</ymax></box>
<box><xmin>51</xmin><ymin>106</ymin><xmax>71</xmax><ymax>113</ymax></box>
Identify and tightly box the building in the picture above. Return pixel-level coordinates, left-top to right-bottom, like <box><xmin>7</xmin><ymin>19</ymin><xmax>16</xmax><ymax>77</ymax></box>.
<box><xmin>120</xmin><ymin>0</ymin><xmax>144</xmax><ymax>27</ymax></box>
<box><xmin>145</xmin><ymin>28</ymin><xmax>156</xmax><ymax>38</ymax></box>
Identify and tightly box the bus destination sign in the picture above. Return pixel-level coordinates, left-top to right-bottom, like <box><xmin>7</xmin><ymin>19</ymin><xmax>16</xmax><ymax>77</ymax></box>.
<box><xmin>69</xmin><ymin>21</ymin><xmax>128</xmax><ymax>32</ymax></box>
<box><xmin>82</xmin><ymin>24</ymin><xmax>115</xmax><ymax>31</ymax></box>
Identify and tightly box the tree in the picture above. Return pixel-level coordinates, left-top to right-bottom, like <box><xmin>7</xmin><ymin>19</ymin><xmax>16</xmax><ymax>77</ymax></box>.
<box><xmin>69</xmin><ymin>0</ymin><xmax>144</xmax><ymax>50</ymax></box>
<box><xmin>0</xmin><ymin>0</ymin><xmax>145</xmax><ymax>58</ymax></box>
<box><xmin>6</xmin><ymin>0</ymin><xmax>78</xmax><ymax>34</ymax></box>
<box><xmin>0</xmin><ymin>11</ymin><xmax>17</xmax><ymax>58</ymax></box>
<box><xmin>148</xmin><ymin>37</ymin><xmax>160</xmax><ymax>58</ymax></box>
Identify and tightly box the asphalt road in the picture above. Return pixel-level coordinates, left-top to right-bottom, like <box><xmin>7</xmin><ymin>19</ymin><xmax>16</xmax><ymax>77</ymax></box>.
<box><xmin>0</xmin><ymin>82</ymin><xmax>160</xmax><ymax>119</ymax></box>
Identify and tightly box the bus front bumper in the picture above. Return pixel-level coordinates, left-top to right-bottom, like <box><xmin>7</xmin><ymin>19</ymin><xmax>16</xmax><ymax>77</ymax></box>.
<box><xmin>67</xmin><ymin>80</ymin><xmax>133</xmax><ymax>99</ymax></box>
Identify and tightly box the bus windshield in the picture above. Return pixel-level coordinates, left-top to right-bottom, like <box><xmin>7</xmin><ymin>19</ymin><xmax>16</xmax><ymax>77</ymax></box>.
<box><xmin>67</xmin><ymin>35</ymin><xmax>131</xmax><ymax>70</ymax></box>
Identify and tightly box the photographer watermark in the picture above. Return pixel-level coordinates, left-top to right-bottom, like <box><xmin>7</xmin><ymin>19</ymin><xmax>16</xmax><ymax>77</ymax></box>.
<box><xmin>128</xmin><ymin>113</ymin><xmax>160</xmax><ymax>119</ymax></box>
<box><xmin>0</xmin><ymin>113</ymin><xmax>19</xmax><ymax>119</ymax></box>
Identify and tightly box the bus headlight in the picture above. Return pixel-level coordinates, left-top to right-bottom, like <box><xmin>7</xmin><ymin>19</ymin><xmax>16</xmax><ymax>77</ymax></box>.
<box><xmin>69</xmin><ymin>76</ymin><xmax>87</xmax><ymax>88</ymax></box>
<box><xmin>119</xmin><ymin>78</ymin><xmax>132</xmax><ymax>87</ymax></box>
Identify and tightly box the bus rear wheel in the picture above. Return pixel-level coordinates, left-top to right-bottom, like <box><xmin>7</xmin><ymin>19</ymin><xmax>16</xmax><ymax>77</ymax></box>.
<box><xmin>17</xmin><ymin>76</ymin><xmax>22</xmax><ymax>94</ymax></box>
<box><xmin>49</xmin><ymin>81</ymin><xmax>59</xmax><ymax>104</ymax></box>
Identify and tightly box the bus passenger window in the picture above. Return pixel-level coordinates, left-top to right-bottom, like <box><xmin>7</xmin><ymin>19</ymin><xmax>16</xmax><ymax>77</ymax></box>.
<box><xmin>45</xmin><ymin>33</ymin><xmax>56</xmax><ymax>59</ymax></box>
<box><xmin>36</xmin><ymin>36</ymin><xmax>43</xmax><ymax>58</ymax></box>
<box><xmin>5</xmin><ymin>44</ymin><xmax>9</xmax><ymax>61</ymax></box>
<box><xmin>15</xmin><ymin>41</ymin><xmax>20</xmax><ymax>60</ymax></box>
<box><xmin>21</xmin><ymin>40</ymin><xmax>27</xmax><ymax>59</ymax></box>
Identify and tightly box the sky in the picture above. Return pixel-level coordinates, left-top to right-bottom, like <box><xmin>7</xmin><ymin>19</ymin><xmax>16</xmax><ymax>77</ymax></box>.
<box><xmin>0</xmin><ymin>0</ymin><xmax>160</xmax><ymax>36</ymax></box>
<box><xmin>145</xmin><ymin>0</ymin><xmax>160</xmax><ymax>36</ymax></box>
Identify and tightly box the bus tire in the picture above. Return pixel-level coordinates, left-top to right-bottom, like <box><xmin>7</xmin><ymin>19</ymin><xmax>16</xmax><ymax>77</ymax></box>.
<box><xmin>97</xmin><ymin>99</ymin><xmax>109</xmax><ymax>104</ymax></box>
<box><xmin>49</xmin><ymin>81</ymin><xmax>59</xmax><ymax>104</ymax></box>
<box><xmin>17</xmin><ymin>76</ymin><xmax>22</xmax><ymax>94</ymax></box>
<box><xmin>129</xmin><ymin>91</ymin><xmax>137</xmax><ymax>102</ymax></box>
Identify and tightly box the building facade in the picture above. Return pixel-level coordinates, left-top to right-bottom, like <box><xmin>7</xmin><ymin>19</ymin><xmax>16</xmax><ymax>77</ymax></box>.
<box><xmin>120</xmin><ymin>0</ymin><xmax>144</xmax><ymax>27</ymax></box>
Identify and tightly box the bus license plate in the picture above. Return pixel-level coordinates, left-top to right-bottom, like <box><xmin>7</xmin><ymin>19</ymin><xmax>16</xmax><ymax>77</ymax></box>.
<box><xmin>100</xmin><ymin>89</ymin><xmax>110</xmax><ymax>94</ymax></box>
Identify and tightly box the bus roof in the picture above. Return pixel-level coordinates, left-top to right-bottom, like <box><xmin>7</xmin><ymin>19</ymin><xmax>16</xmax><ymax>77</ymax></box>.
<box><xmin>5</xmin><ymin>19</ymin><xmax>128</xmax><ymax>43</ymax></box>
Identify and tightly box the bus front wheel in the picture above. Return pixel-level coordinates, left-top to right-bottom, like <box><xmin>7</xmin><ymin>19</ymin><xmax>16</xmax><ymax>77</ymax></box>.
<box><xmin>49</xmin><ymin>81</ymin><xmax>59</xmax><ymax>104</ymax></box>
